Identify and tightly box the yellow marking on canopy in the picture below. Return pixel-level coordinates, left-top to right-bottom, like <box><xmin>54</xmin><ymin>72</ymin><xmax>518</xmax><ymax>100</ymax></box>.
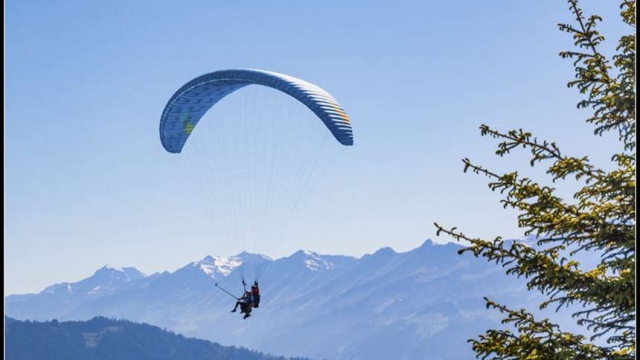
<box><xmin>182</xmin><ymin>113</ymin><xmax>195</xmax><ymax>135</ymax></box>
<box><xmin>184</xmin><ymin>122</ymin><xmax>195</xmax><ymax>135</ymax></box>
<box><xmin>329</xmin><ymin>103</ymin><xmax>350</xmax><ymax>123</ymax></box>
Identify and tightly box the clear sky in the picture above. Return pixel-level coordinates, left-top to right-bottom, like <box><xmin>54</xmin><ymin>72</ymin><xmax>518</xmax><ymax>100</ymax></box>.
<box><xmin>5</xmin><ymin>0</ymin><xmax>627</xmax><ymax>295</ymax></box>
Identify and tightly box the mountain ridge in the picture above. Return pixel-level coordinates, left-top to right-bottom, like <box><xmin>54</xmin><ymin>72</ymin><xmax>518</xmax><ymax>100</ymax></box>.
<box><xmin>6</xmin><ymin>239</ymin><xmax>559</xmax><ymax>360</ymax></box>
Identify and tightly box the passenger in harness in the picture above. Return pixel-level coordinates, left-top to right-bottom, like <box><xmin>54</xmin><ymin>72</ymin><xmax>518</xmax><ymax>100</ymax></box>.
<box><xmin>251</xmin><ymin>281</ymin><xmax>260</xmax><ymax>308</ymax></box>
<box><xmin>231</xmin><ymin>290</ymin><xmax>253</xmax><ymax>319</ymax></box>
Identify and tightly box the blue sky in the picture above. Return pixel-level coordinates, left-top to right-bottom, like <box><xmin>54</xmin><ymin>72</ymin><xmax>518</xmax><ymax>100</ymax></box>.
<box><xmin>5</xmin><ymin>0</ymin><xmax>627</xmax><ymax>295</ymax></box>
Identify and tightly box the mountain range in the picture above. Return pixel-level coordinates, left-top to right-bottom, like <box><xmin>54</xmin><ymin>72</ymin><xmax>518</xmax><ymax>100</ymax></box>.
<box><xmin>6</xmin><ymin>239</ymin><xmax>573</xmax><ymax>360</ymax></box>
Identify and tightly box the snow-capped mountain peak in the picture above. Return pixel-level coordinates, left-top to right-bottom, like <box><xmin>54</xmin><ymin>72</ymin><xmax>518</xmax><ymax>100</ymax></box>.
<box><xmin>233</xmin><ymin>251</ymin><xmax>273</xmax><ymax>265</ymax></box>
<box><xmin>96</xmin><ymin>265</ymin><xmax>147</xmax><ymax>280</ymax></box>
<box><xmin>41</xmin><ymin>282</ymin><xmax>71</xmax><ymax>295</ymax></box>
<box><xmin>38</xmin><ymin>266</ymin><xmax>146</xmax><ymax>296</ymax></box>
<box><xmin>288</xmin><ymin>250</ymin><xmax>336</xmax><ymax>271</ymax></box>
<box><xmin>194</xmin><ymin>255</ymin><xmax>242</xmax><ymax>277</ymax></box>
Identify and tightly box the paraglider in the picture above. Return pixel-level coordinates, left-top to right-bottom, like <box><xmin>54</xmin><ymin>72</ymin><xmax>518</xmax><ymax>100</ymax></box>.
<box><xmin>161</xmin><ymin>69</ymin><xmax>353</xmax><ymax>319</ymax></box>
<box><xmin>215</xmin><ymin>283</ymin><xmax>254</xmax><ymax>320</ymax></box>
<box><xmin>215</xmin><ymin>280</ymin><xmax>259</xmax><ymax>320</ymax></box>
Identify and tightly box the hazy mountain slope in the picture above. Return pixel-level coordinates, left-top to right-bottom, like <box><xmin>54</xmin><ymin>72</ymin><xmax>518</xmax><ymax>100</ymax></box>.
<box><xmin>5</xmin><ymin>316</ymin><xmax>310</xmax><ymax>360</ymax></box>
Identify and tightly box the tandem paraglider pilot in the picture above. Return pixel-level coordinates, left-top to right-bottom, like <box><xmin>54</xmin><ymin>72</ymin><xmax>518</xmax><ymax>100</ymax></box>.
<box><xmin>230</xmin><ymin>281</ymin><xmax>260</xmax><ymax>319</ymax></box>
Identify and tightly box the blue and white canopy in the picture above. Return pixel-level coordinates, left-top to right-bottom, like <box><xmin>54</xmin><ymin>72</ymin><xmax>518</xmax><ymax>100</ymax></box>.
<box><xmin>160</xmin><ymin>69</ymin><xmax>353</xmax><ymax>153</ymax></box>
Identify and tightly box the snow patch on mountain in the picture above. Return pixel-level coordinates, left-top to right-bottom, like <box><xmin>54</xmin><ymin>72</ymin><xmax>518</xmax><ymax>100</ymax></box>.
<box><xmin>103</xmin><ymin>265</ymin><xmax>123</xmax><ymax>272</ymax></box>
<box><xmin>234</xmin><ymin>252</ymin><xmax>273</xmax><ymax>264</ymax></box>
<box><xmin>96</xmin><ymin>265</ymin><xmax>147</xmax><ymax>281</ymax></box>
<box><xmin>38</xmin><ymin>266</ymin><xmax>146</xmax><ymax>296</ymax></box>
<box><xmin>87</xmin><ymin>286</ymin><xmax>101</xmax><ymax>295</ymax></box>
<box><xmin>199</xmin><ymin>256</ymin><xmax>242</xmax><ymax>277</ymax></box>
<box><xmin>302</xmin><ymin>251</ymin><xmax>335</xmax><ymax>271</ymax></box>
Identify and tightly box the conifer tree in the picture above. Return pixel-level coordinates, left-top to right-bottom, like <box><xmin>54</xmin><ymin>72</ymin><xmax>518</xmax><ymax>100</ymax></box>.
<box><xmin>435</xmin><ymin>1</ymin><xmax>635</xmax><ymax>358</ymax></box>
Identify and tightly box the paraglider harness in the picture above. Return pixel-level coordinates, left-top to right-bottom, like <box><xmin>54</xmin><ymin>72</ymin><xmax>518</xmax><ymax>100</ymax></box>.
<box><xmin>251</xmin><ymin>282</ymin><xmax>260</xmax><ymax>308</ymax></box>
<box><xmin>238</xmin><ymin>279</ymin><xmax>260</xmax><ymax>308</ymax></box>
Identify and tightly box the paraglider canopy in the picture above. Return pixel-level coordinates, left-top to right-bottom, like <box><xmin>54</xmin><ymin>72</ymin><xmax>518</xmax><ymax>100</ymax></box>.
<box><xmin>160</xmin><ymin>69</ymin><xmax>354</xmax><ymax>153</ymax></box>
